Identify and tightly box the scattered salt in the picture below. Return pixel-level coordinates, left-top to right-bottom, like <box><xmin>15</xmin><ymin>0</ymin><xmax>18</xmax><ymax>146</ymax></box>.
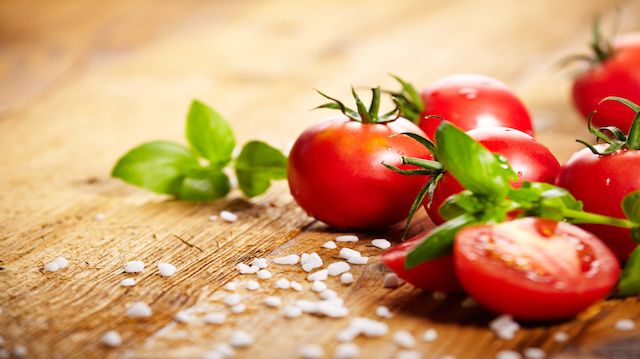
<box><xmin>291</xmin><ymin>281</ymin><xmax>303</xmax><ymax>292</ymax></box>
<box><xmin>334</xmin><ymin>343</ymin><xmax>360</xmax><ymax>359</ymax></box>
<box><xmin>340</xmin><ymin>272</ymin><xmax>354</xmax><ymax>285</ymax></box>
<box><xmin>237</xmin><ymin>263</ymin><xmax>259</xmax><ymax>274</ymax></box>
<box><xmin>319</xmin><ymin>289</ymin><xmax>338</xmax><ymax>300</ymax></box>
<box><xmin>394</xmin><ymin>330</ymin><xmax>416</xmax><ymax>349</ymax></box>
<box><xmin>490</xmin><ymin>315</ymin><xmax>520</xmax><ymax>340</ymax></box>
<box><xmin>283</xmin><ymin>305</ymin><xmax>303</xmax><ymax>318</ymax></box>
<box><xmin>371</xmin><ymin>239</ymin><xmax>391</xmax><ymax>249</ymax></box>
<box><xmin>126</xmin><ymin>301</ymin><xmax>152</xmax><ymax>318</ymax></box>
<box><xmin>299</xmin><ymin>344</ymin><xmax>324</xmax><ymax>359</ymax></box>
<box><xmin>202</xmin><ymin>343</ymin><xmax>235</xmax><ymax>359</ymax></box>
<box><xmin>339</xmin><ymin>248</ymin><xmax>361</xmax><ymax>260</ymax></box>
<box><xmin>257</xmin><ymin>269</ymin><xmax>273</xmax><ymax>279</ymax></box>
<box><xmin>231</xmin><ymin>303</ymin><xmax>246</xmax><ymax>314</ymax></box>
<box><xmin>220</xmin><ymin>211</ymin><xmax>238</xmax><ymax>223</ymax></box>
<box><xmin>275</xmin><ymin>278</ymin><xmax>291</xmax><ymax>289</ymax></box>
<box><xmin>336</xmin><ymin>235</ymin><xmax>359</xmax><ymax>243</ymax></box>
<box><xmin>101</xmin><ymin>331</ymin><xmax>122</xmax><ymax>347</ymax></box>
<box><xmin>208</xmin><ymin>214</ymin><xmax>218</xmax><ymax>221</ymax></box>
<box><xmin>124</xmin><ymin>260</ymin><xmax>144</xmax><ymax>273</ymax></box>
<box><xmin>157</xmin><ymin>262</ymin><xmax>177</xmax><ymax>277</ymax></box>
<box><xmin>223</xmin><ymin>282</ymin><xmax>237</xmax><ymax>291</ymax></box>
<box><xmin>327</xmin><ymin>261</ymin><xmax>350</xmax><ymax>276</ymax></box>
<box><xmin>52</xmin><ymin>256</ymin><xmax>69</xmax><ymax>269</ymax></box>
<box><xmin>307</xmin><ymin>269</ymin><xmax>328</xmax><ymax>282</ymax></box>
<box><xmin>339</xmin><ymin>317</ymin><xmax>388</xmax><ymax>339</ymax></box>
<box><xmin>383</xmin><ymin>273</ymin><xmax>404</xmax><ymax>288</ymax></box>
<box><xmin>347</xmin><ymin>256</ymin><xmax>369</xmax><ymax>265</ymax></box>
<box><xmin>174</xmin><ymin>310</ymin><xmax>192</xmax><ymax>323</ymax></box>
<box><xmin>322</xmin><ymin>241</ymin><xmax>337</xmax><ymax>249</ymax></box>
<box><xmin>615</xmin><ymin>319</ymin><xmax>636</xmax><ymax>331</ymax></box>
<box><xmin>421</xmin><ymin>328</ymin><xmax>438</xmax><ymax>342</ymax></box>
<box><xmin>223</xmin><ymin>294</ymin><xmax>242</xmax><ymax>306</ymax></box>
<box><xmin>396</xmin><ymin>351</ymin><xmax>422</xmax><ymax>359</ymax></box>
<box><xmin>301</xmin><ymin>252</ymin><xmax>323</xmax><ymax>272</ymax></box>
<box><xmin>251</xmin><ymin>257</ymin><xmax>269</xmax><ymax>269</ymax></box>
<box><xmin>44</xmin><ymin>262</ymin><xmax>60</xmax><ymax>272</ymax></box>
<box><xmin>273</xmin><ymin>254</ymin><xmax>300</xmax><ymax>265</ymax></box>
<box><xmin>311</xmin><ymin>281</ymin><xmax>328</xmax><ymax>292</ymax></box>
<box><xmin>95</xmin><ymin>213</ymin><xmax>105</xmax><ymax>221</ymax></box>
<box><xmin>264</xmin><ymin>296</ymin><xmax>282</xmax><ymax>308</ymax></box>
<box><xmin>246</xmin><ymin>280</ymin><xmax>261</xmax><ymax>291</ymax></box>
<box><xmin>375</xmin><ymin>306</ymin><xmax>392</xmax><ymax>319</ymax></box>
<box><xmin>203</xmin><ymin>312</ymin><xmax>227</xmax><ymax>324</ymax></box>
<box><xmin>523</xmin><ymin>347</ymin><xmax>546</xmax><ymax>359</ymax></box>
<box><xmin>553</xmin><ymin>331</ymin><xmax>569</xmax><ymax>342</ymax></box>
<box><xmin>229</xmin><ymin>330</ymin><xmax>253</xmax><ymax>348</ymax></box>
<box><xmin>12</xmin><ymin>345</ymin><xmax>27</xmax><ymax>358</ymax></box>
<box><xmin>120</xmin><ymin>278</ymin><xmax>136</xmax><ymax>287</ymax></box>
<box><xmin>496</xmin><ymin>350</ymin><xmax>522</xmax><ymax>359</ymax></box>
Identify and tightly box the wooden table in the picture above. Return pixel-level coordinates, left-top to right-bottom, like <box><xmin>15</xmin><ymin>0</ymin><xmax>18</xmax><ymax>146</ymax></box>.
<box><xmin>1</xmin><ymin>1</ymin><xmax>639</xmax><ymax>358</ymax></box>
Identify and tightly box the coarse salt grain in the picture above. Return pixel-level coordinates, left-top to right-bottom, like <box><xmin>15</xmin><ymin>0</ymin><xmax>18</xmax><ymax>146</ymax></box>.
<box><xmin>52</xmin><ymin>256</ymin><xmax>69</xmax><ymax>269</ymax></box>
<box><xmin>202</xmin><ymin>343</ymin><xmax>235</xmax><ymax>359</ymax></box>
<box><xmin>101</xmin><ymin>331</ymin><xmax>122</xmax><ymax>347</ymax></box>
<box><xmin>44</xmin><ymin>261</ymin><xmax>60</xmax><ymax>272</ymax></box>
<box><xmin>299</xmin><ymin>344</ymin><xmax>324</xmax><ymax>359</ymax></box>
<box><xmin>275</xmin><ymin>278</ymin><xmax>291</xmax><ymax>289</ymax></box>
<box><xmin>223</xmin><ymin>282</ymin><xmax>237</xmax><ymax>291</ymax></box>
<box><xmin>421</xmin><ymin>328</ymin><xmax>438</xmax><ymax>342</ymax></box>
<box><xmin>251</xmin><ymin>257</ymin><xmax>269</xmax><ymax>269</ymax></box>
<box><xmin>229</xmin><ymin>330</ymin><xmax>253</xmax><ymax>348</ymax></box>
<box><xmin>208</xmin><ymin>214</ymin><xmax>218</xmax><ymax>221</ymax></box>
<box><xmin>283</xmin><ymin>305</ymin><xmax>303</xmax><ymax>318</ymax></box>
<box><xmin>307</xmin><ymin>269</ymin><xmax>328</xmax><ymax>282</ymax></box>
<box><xmin>327</xmin><ymin>261</ymin><xmax>350</xmax><ymax>276</ymax></box>
<box><xmin>553</xmin><ymin>331</ymin><xmax>569</xmax><ymax>342</ymax></box>
<box><xmin>347</xmin><ymin>256</ymin><xmax>369</xmax><ymax>265</ymax></box>
<box><xmin>203</xmin><ymin>312</ymin><xmax>227</xmax><ymax>324</ymax></box>
<box><xmin>341</xmin><ymin>272</ymin><xmax>354</xmax><ymax>285</ymax></box>
<box><xmin>264</xmin><ymin>296</ymin><xmax>282</xmax><ymax>308</ymax></box>
<box><xmin>432</xmin><ymin>291</ymin><xmax>447</xmax><ymax>300</ymax></box>
<box><xmin>336</xmin><ymin>235</ymin><xmax>359</xmax><ymax>243</ymax></box>
<box><xmin>496</xmin><ymin>350</ymin><xmax>522</xmax><ymax>359</ymax></box>
<box><xmin>490</xmin><ymin>315</ymin><xmax>520</xmax><ymax>340</ymax></box>
<box><xmin>237</xmin><ymin>263</ymin><xmax>259</xmax><ymax>274</ymax></box>
<box><xmin>375</xmin><ymin>306</ymin><xmax>392</xmax><ymax>319</ymax></box>
<box><xmin>157</xmin><ymin>262</ymin><xmax>177</xmax><ymax>277</ymax></box>
<box><xmin>301</xmin><ymin>252</ymin><xmax>323</xmax><ymax>272</ymax></box>
<box><xmin>174</xmin><ymin>310</ymin><xmax>192</xmax><ymax>323</ymax></box>
<box><xmin>246</xmin><ymin>280</ymin><xmax>261</xmax><ymax>291</ymax></box>
<box><xmin>224</xmin><ymin>293</ymin><xmax>242</xmax><ymax>306</ymax></box>
<box><xmin>339</xmin><ymin>248</ymin><xmax>361</xmax><ymax>260</ymax></box>
<box><xmin>322</xmin><ymin>241</ymin><xmax>337</xmax><ymax>249</ymax></box>
<box><xmin>120</xmin><ymin>278</ymin><xmax>136</xmax><ymax>287</ymax></box>
<box><xmin>95</xmin><ymin>213</ymin><xmax>106</xmax><ymax>221</ymax></box>
<box><xmin>371</xmin><ymin>239</ymin><xmax>391</xmax><ymax>249</ymax></box>
<box><xmin>394</xmin><ymin>330</ymin><xmax>416</xmax><ymax>349</ymax></box>
<box><xmin>291</xmin><ymin>281</ymin><xmax>303</xmax><ymax>292</ymax></box>
<box><xmin>273</xmin><ymin>254</ymin><xmax>300</xmax><ymax>265</ymax></box>
<box><xmin>311</xmin><ymin>280</ymin><xmax>328</xmax><ymax>292</ymax></box>
<box><xmin>319</xmin><ymin>289</ymin><xmax>338</xmax><ymax>300</ymax></box>
<box><xmin>334</xmin><ymin>343</ymin><xmax>360</xmax><ymax>359</ymax></box>
<box><xmin>396</xmin><ymin>351</ymin><xmax>422</xmax><ymax>359</ymax></box>
<box><xmin>615</xmin><ymin>319</ymin><xmax>636</xmax><ymax>331</ymax></box>
<box><xmin>12</xmin><ymin>346</ymin><xmax>27</xmax><ymax>358</ymax></box>
<box><xmin>383</xmin><ymin>273</ymin><xmax>404</xmax><ymax>288</ymax></box>
<box><xmin>220</xmin><ymin>211</ymin><xmax>238</xmax><ymax>223</ymax></box>
<box><xmin>257</xmin><ymin>269</ymin><xmax>272</xmax><ymax>279</ymax></box>
<box><xmin>124</xmin><ymin>260</ymin><xmax>144</xmax><ymax>273</ymax></box>
<box><xmin>231</xmin><ymin>303</ymin><xmax>246</xmax><ymax>314</ymax></box>
<box><xmin>126</xmin><ymin>301</ymin><xmax>152</xmax><ymax>318</ymax></box>
<box><xmin>523</xmin><ymin>347</ymin><xmax>545</xmax><ymax>359</ymax></box>
<box><xmin>344</xmin><ymin>317</ymin><xmax>389</xmax><ymax>338</ymax></box>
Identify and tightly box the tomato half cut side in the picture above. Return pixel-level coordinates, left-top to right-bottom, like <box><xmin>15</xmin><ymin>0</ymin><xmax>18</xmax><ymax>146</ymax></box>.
<box><xmin>454</xmin><ymin>218</ymin><xmax>620</xmax><ymax>320</ymax></box>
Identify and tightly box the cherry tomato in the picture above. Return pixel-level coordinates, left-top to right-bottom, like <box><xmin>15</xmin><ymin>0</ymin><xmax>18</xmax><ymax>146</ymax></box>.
<box><xmin>288</xmin><ymin>117</ymin><xmax>431</xmax><ymax>230</ymax></box>
<box><xmin>556</xmin><ymin>144</ymin><xmax>640</xmax><ymax>261</ymax></box>
<box><xmin>572</xmin><ymin>33</ymin><xmax>640</xmax><ymax>133</ymax></box>
<box><xmin>417</xmin><ymin>74</ymin><xmax>534</xmax><ymax>139</ymax></box>
<box><xmin>381</xmin><ymin>233</ymin><xmax>461</xmax><ymax>292</ymax></box>
<box><xmin>427</xmin><ymin>127</ymin><xmax>560</xmax><ymax>224</ymax></box>
<box><xmin>454</xmin><ymin>218</ymin><xmax>620</xmax><ymax>320</ymax></box>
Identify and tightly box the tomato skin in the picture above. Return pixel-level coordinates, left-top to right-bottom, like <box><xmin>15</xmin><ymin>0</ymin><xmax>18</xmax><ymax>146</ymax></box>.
<box><xmin>556</xmin><ymin>144</ymin><xmax>640</xmax><ymax>261</ymax></box>
<box><xmin>381</xmin><ymin>233</ymin><xmax>461</xmax><ymax>292</ymax></box>
<box><xmin>418</xmin><ymin>74</ymin><xmax>534</xmax><ymax>139</ymax></box>
<box><xmin>288</xmin><ymin>117</ymin><xmax>431</xmax><ymax>230</ymax></box>
<box><xmin>454</xmin><ymin>218</ymin><xmax>620</xmax><ymax>321</ymax></box>
<box><xmin>427</xmin><ymin>127</ymin><xmax>560</xmax><ymax>224</ymax></box>
<box><xmin>572</xmin><ymin>34</ymin><xmax>640</xmax><ymax>133</ymax></box>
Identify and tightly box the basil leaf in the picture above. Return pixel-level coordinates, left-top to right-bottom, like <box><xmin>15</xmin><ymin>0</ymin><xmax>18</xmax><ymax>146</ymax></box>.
<box><xmin>234</xmin><ymin>141</ymin><xmax>287</xmax><ymax>197</ymax></box>
<box><xmin>405</xmin><ymin>214</ymin><xmax>478</xmax><ymax>268</ymax></box>
<box><xmin>185</xmin><ymin>100</ymin><xmax>236</xmax><ymax>164</ymax></box>
<box><xmin>618</xmin><ymin>246</ymin><xmax>640</xmax><ymax>296</ymax></box>
<box><xmin>622</xmin><ymin>191</ymin><xmax>640</xmax><ymax>223</ymax></box>
<box><xmin>178</xmin><ymin>169</ymin><xmax>231</xmax><ymax>200</ymax></box>
<box><xmin>434</xmin><ymin>122</ymin><xmax>517</xmax><ymax>199</ymax></box>
<box><xmin>439</xmin><ymin>190</ymin><xmax>486</xmax><ymax>220</ymax></box>
<box><xmin>112</xmin><ymin>141</ymin><xmax>198</xmax><ymax>195</ymax></box>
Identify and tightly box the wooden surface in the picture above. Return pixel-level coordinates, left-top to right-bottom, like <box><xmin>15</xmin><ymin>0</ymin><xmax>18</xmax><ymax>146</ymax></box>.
<box><xmin>1</xmin><ymin>1</ymin><xmax>640</xmax><ymax>358</ymax></box>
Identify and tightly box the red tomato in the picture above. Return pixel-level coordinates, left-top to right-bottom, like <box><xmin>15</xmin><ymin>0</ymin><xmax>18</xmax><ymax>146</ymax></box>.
<box><xmin>427</xmin><ymin>127</ymin><xmax>560</xmax><ymax>224</ymax></box>
<box><xmin>454</xmin><ymin>218</ymin><xmax>620</xmax><ymax>320</ymax></box>
<box><xmin>556</xmin><ymin>144</ymin><xmax>640</xmax><ymax>261</ymax></box>
<box><xmin>572</xmin><ymin>33</ymin><xmax>640</xmax><ymax>133</ymax></box>
<box><xmin>381</xmin><ymin>233</ymin><xmax>461</xmax><ymax>292</ymax></box>
<box><xmin>418</xmin><ymin>74</ymin><xmax>534</xmax><ymax>139</ymax></box>
<box><xmin>288</xmin><ymin>117</ymin><xmax>432</xmax><ymax>229</ymax></box>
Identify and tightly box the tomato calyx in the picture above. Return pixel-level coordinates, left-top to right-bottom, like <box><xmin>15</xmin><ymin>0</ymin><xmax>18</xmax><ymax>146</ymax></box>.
<box><xmin>387</xmin><ymin>75</ymin><xmax>424</xmax><ymax>124</ymax></box>
<box><xmin>577</xmin><ymin>97</ymin><xmax>640</xmax><ymax>154</ymax></box>
<box><xmin>315</xmin><ymin>86</ymin><xmax>400</xmax><ymax>124</ymax></box>
<box><xmin>560</xmin><ymin>17</ymin><xmax>615</xmax><ymax>68</ymax></box>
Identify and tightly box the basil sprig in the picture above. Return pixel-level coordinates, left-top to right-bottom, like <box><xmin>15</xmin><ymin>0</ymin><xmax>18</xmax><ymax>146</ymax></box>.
<box><xmin>112</xmin><ymin>100</ymin><xmax>286</xmax><ymax>200</ymax></box>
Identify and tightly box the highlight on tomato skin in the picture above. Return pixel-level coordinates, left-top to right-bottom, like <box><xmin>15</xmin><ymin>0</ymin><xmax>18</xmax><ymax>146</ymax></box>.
<box><xmin>453</xmin><ymin>218</ymin><xmax>621</xmax><ymax>321</ymax></box>
<box><xmin>381</xmin><ymin>233</ymin><xmax>462</xmax><ymax>293</ymax></box>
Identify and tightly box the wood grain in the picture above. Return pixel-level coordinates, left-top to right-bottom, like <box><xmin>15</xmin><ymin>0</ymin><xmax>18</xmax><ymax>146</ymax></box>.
<box><xmin>1</xmin><ymin>0</ymin><xmax>639</xmax><ymax>358</ymax></box>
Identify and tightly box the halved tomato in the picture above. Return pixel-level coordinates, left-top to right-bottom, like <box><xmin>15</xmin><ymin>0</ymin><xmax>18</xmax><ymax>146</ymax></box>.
<box><xmin>454</xmin><ymin>218</ymin><xmax>620</xmax><ymax>320</ymax></box>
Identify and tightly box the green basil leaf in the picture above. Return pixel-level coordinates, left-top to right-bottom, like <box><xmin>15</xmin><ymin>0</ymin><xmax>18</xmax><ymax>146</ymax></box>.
<box><xmin>405</xmin><ymin>214</ymin><xmax>478</xmax><ymax>268</ymax></box>
<box><xmin>178</xmin><ymin>169</ymin><xmax>231</xmax><ymax>200</ymax></box>
<box><xmin>618</xmin><ymin>245</ymin><xmax>640</xmax><ymax>296</ymax></box>
<box><xmin>434</xmin><ymin>122</ymin><xmax>517</xmax><ymax>199</ymax></box>
<box><xmin>234</xmin><ymin>141</ymin><xmax>287</xmax><ymax>197</ymax></box>
<box><xmin>622</xmin><ymin>191</ymin><xmax>640</xmax><ymax>223</ymax></box>
<box><xmin>185</xmin><ymin>100</ymin><xmax>236</xmax><ymax>164</ymax></box>
<box><xmin>631</xmin><ymin>227</ymin><xmax>640</xmax><ymax>243</ymax></box>
<box><xmin>112</xmin><ymin>141</ymin><xmax>198</xmax><ymax>195</ymax></box>
<box><xmin>439</xmin><ymin>190</ymin><xmax>486</xmax><ymax>220</ymax></box>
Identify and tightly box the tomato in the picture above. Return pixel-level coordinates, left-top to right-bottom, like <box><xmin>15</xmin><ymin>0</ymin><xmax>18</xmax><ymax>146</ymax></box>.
<box><xmin>454</xmin><ymin>218</ymin><xmax>620</xmax><ymax>320</ymax></box>
<box><xmin>288</xmin><ymin>116</ymin><xmax>431</xmax><ymax>230</ymax></box>
<box><xmin>417</xmin><ymin>74</ymin><xmax>534</xmax><ymax>139</ymax></box>
<box><xmin>381</xmin><ymin>233</ymin><xmax>461</xmax><ymax>292</ymax></box>
<box><xmin>572</xmin><ymin>33</ymin><xmax>640</xmax><ymax>133</ymax></box>
<box><xmin>556</xmin><ymin>144</ymin><xmax>640</xmax><ymax>261</ymax></box>
<box><xmin>427</xmin><ymin>127</ymin><xmax>560</xmax><ymax>224</ymax></box>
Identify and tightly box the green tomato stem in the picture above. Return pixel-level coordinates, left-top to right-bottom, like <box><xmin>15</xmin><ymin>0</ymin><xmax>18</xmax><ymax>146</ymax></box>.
<box><xmin>562</xmin><ymin>208</ymin><xmax>634</xmax><ymax>229</ymax></box>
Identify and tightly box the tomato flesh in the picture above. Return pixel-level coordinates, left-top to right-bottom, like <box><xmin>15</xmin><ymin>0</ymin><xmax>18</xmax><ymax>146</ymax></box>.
<box><xmin>381</xmin><ymin>233</ymin><xmax>461</xmax><ymax>292</ymax></box>
<box><xmin>454</xmin><ymin>218</ymin><xmax>620</xmax><ymax>320</ymax></box>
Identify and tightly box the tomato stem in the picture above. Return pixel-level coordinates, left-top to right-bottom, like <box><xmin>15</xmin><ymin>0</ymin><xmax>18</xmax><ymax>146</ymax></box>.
<box><xmin>562</xmin><ymin>208</ymin><xmax>633</xmax><ymax>229</ymax></box>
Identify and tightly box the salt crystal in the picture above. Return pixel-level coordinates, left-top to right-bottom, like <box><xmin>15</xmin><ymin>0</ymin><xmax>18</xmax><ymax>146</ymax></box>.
<box><xmin>615</xmin><ymin>319</ymin><xmax>636</xmax><ymax>331</ymax></box>
<box><xmin>174</xmin><ymin>310</ymin><xmax>192</xmax><ymax>323</ymax></box>
<box><xmin>273</xmin><ymin>254</ymin><xmax>300</xmax><ymax>265</ymax></box>
<box><xmin>224</xmin><ymin>293</ymin><xmax>242</xmax><ymax>306</ymax></box>
<box><xmin>223</xmin><ymin>282</ymin><xmax>237</xmax><ymax>291</ymax></box>
<box><xmin>291</xmin><ymin>281</ymin><xmax>303</xmax><ymax>292</ymax></box>
<box><xmin>496</xmin><ymin>350</ymin><xmax>522</xmax><ymax>359</ymax></box>
<box><xmin>264</xmin><ymin>296</ymin><xmax>282</xmax><ymax>308</ymax></box>
<box><xmin>350</xmin><ymin>317</ymin><xmax>389</xmax><ymax>337</ymax></box>
<box><xmin>295</xmin><ymin>300</ymin><xmax>319</xmax><ymax>313</ymax></box>
<box><xmin>394</xmin><ymin>330</ymin><xmax>416</xmax><ymax>349</ymax></box>
<box><xmin>347</xmin><ymin>256</ymin><xmax>369</xmax><ymax>265</ymax></box>
<box><xmin>208</xmin><ymin>214</ymin><xmax>218</xmax><ymax>221</ymax></box>
<box><xmin>490</xmin><ymin>315</ymin><xmax>520</xmax><ymax>340</ymax></box>
<box><xmin>299</xmin><ymin>344</ymin><xmax>324</xmax><ymax>359</ymax></box>
<box><xmin>319</xmin><ymin>289</ymin><xmax>338</xmax><ymax>300</ymax></box>
<box><xmin>157</xmin><ymin>262</ymin><xmax>177</xmax><ymax>277</ymax></box>
<box><xmin>334</xmin><ymin>343</ymin><xmax>360</xmax><ymax>359</ymax></box>
<box><xmin>327</xmin><ymin>261</ymin><xmax>350</xmax><ymax>276</ymax></box>
<box><xmin>371</xmin><ymin>239</ymin><xmax>391</xmax><ymax>249</ymax></box>
<box><xmin>341</xmin><ymin>272</ymin><xmax>354</xmax><ymax>285</ymax></box>
<box><xmin>246</xmin><ymin>280</ymin><xmax>261</xmax><ymax>291</ymax></box>
<box><xmin>396</xmin><ymin>351</ymin><xmax>422</xmax><ymax>359</ymax></box>
<box><xmin>523</xmin><ymin>347</ymin><xmax>546</xmax><ymax>359</ymax></box>
<box><xmin>202</xmin><ymin>343</ymin><xmax>235</xmax><ymax>359</ymax></box>
<box><xmin>432</xmin><ymin>291</ymin><xmax>447</xmax><ymax>300</ymax></box>
<box><xmin>257</xmin><ymin>269</ymin><xmax>272</xmax><ymax>279</ymax></box>
<box><xmin>52</xmin><ymin>256</ymin><xmax>69</xmax><ymax>269</ymax></box>
<box><xmin>96</xmin><ymin>213</ymin><xmax>106</xmax><ymax>221</ymax></box>
<box><xmin>301</xmin><ymin>252</ymin><xmax>323</xmax><ymax>272</ymax></box>
<box><xmin>307</xmin><ymin>269</ymin><xmax>328</xmax><ymax>282</ymax></box>
<box><xmin>421</xmin><ymin>328</ymin><xmax>438</xmax><ymax>342</ymax></box>
<box><xmin>220</xmin><ymin>211</ymin><xmax>238</xmax><ymax>223</ymax></box>
<box><xmin>317</xmin><ymin>301</ymin><xmax>349</xmax><ymax>318</ymax></box>
<box><xmin>120</xmin><ymin>278</ymin><xmax>136</xmax><ymax>287</ymax></box>
<box><xmin>283</xmin><ymin>305</ymin><xmax>303</xmax><ymax>318</ymax></box>
<box><xmin>101</xmin><ymin>331</ymin><xmax>122</xmax><ymax>347</ymax></box>
<box><xmin>383</xmin><ymin>273</ymin><xmax>404</xmax><ymax>288</ymax></box>
<box><xmin>553</xmin><ymin>331</ymin><xmax>569</xmax><ymax>342</ymax></box>
<box><xmin>339</xmin><ymin>248</ymin><xmax>361</xmax><ymax>260</ymax></box>
<box><xmin>231</xmin><ymin>303</ymin><xmax>246</xmax><ymax>314</ymax></box>
<box><xmin>375</xmin><ymin>306</ymin><xmax>392</xmax><ymax>319</ymax></box>
<box><xmin>311</xmin><ymin>281</ymin><xmax>327</xmax><ymax>292</ymax></box>
<box><xmin>126</xmin><ymin>301</ymin><xmax>152</xmax><ymax>318</ymax></box>
<box><xmin>12</xmin><ymin>346</ymin><xmax>27</xmax><ymax>358</ymax></box>
<box><xmin>229</xmin><ymin>330</ymin><xmax>253</xmax><ymax>348</ymax></box>
<box><xmin>44</xmin><ymin>262</ymin><xmax>60</xmax><ymax>272</ymax></box>
<box><xmin>237</xmin><ymin>263</ymin><xmax>259</xmax><ymax>274</ymax></box>
<box><xmin>251</xmin><ymin>257</ymin><xmax>269</xmax><ymax>269</ymax></box>
<box><xmin>203</xmin><ymin>312</ymin><xmax>226</xmax><ymax>324</ymax></box>
<box><xmin>336</xmin><ymin>235</ymin><xmax>359</xmax><ymax>243</ymax></box>
<box><xmin>124</xmin><ymin>260</ymin><xmax>144</xmax><ymax>273</ymax></box>
<box><xmin>274</xmin><ymin>278</ymin><xmax>290</xmax><ymax>289</ymax></box>
<box><xmin>322</xmin><ymin>241</ymin><xmax>337</xmax><ymax>249</ymax></box>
